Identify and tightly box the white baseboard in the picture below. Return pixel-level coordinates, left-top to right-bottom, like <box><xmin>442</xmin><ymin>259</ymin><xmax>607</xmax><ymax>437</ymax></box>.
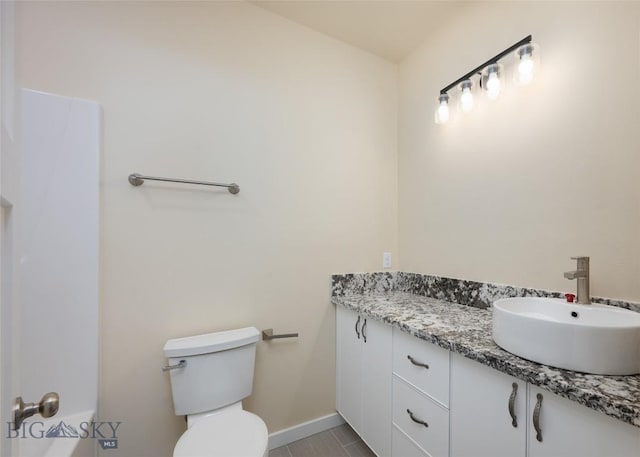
<box><xmin>268</xmin><ymin>412</ymin><xmax>345</xmax><ymax>450</ymax></box>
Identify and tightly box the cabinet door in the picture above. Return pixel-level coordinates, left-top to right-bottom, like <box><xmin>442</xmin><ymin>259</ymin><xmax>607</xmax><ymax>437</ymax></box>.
<box><xmin>336</xmin><ymin>306</ymin><xmax>363</xmax><ymax>432</ymax></box>
<box><xmin>450</xmin><ymin>354</ymin><xmax>526</xmax><ymax>457</ymax></box>
<box><xmin>528</xmin><ymin>385</ymin><xmax>640</xmax><ymax>457</ymax></box>
<box><xmin>361</xmin><ymin>317</ymin><xmax>392</xmax><ymax>457</ymax></box>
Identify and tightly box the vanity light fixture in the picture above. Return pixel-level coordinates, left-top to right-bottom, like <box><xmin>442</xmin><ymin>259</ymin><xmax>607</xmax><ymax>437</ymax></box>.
<box><xmin>434</xmin><ymin>35</ymin><xmax>537</xmax><ymax>124</ymax></box>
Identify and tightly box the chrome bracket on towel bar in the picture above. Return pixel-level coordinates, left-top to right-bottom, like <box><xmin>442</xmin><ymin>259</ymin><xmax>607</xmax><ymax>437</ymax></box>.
<box><xmin>262</xmin><ymin>329</ymin><xmax>299</xmax><ymax>341</ymax></box>
<box><xmin>129</xmin><ymin>173</ymin><xmax>240</xmax><ymax>194</ymax></box>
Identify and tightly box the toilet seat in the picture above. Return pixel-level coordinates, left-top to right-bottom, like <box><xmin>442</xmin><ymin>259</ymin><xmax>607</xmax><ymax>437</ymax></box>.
<box><xmin>173</xmin><ymin>410</ymin><xmax>268</xmax><ymax>457</ymax></box>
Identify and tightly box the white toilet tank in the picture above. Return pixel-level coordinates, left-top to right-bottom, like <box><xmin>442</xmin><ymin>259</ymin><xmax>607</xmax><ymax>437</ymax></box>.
<box><xmin>163</xmin><ymin>327</ymin><xmax>260</xmax><ymax>416</ymax></box>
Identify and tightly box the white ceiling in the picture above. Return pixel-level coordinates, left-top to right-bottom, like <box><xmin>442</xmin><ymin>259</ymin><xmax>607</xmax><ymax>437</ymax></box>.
<box><xmin>252</xmin><ymin>1</ymin><xmax>468</xmax><ymax>63</ymax></box>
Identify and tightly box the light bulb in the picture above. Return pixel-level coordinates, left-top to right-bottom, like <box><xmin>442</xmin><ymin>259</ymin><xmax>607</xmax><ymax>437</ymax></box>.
<box><xmin>437</xmin><ymin>101</ymin><xmax>449</xmax><ymax>123</ymax></box>
<box><xmin>486</xmin><ymin>71</ymin><xmax>501</xmax><ymax>100</ymax></box>
<box><xmin>516</xmin><ymin>44</ymin><xmax>536</xmax><ymax>85</ymax></box>
<box><xmin>434</xmin><ymin>94</ymin><xmax>450</xmax><ymax>124</ymax></box>
<box><xmin>460</xmin><ymin>85</ymin><xmax>473</xmax><ymax>113</ymax></box>
<box><xmin>518</xmin><ymin>56</ymin><xmax>534</xmax><ymax>85</ymax></box>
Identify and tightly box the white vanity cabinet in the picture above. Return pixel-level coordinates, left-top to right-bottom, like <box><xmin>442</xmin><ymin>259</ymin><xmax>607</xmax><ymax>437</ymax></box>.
<box><xmin>450</xmin><ymin>353</ymin><xmax>640</xmax><ymax>457</ymax></box>
<box><xmin>450</xmin><ymin>362</ymin><xmax>640</xmax><ymax>457</ymax></box>
<box><xmin>336</xmin><ymin>306</ymin><xmax>392</xmax><ymax>457</ymax></box>
<box><xmin>336</xmin><ymin>307</ymin><xmax>640</xmax><ymax>457</ymax></box>
<box><xmin>450</xmin><ymin>353</ymin><xmax>526</xmax><ymax>457</ymax></box>
<box><xmin>527</xmin><ymin>385</ymin><xmax>640</xmax><ymax>457</ymax></box>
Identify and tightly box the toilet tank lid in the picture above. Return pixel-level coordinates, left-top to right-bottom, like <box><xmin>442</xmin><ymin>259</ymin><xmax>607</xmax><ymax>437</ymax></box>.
<box><xmin>164</xmin><ymin>327</ymin><xmax>260</xmax><ymax>357</ymax></box>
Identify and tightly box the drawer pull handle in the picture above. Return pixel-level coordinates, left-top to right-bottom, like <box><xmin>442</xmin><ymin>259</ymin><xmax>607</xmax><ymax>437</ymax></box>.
<box><xmin>355</xmin><ymin>316</ymin><xmax>361</xmax><ymax>339</ymax></box>
<box><xmin>533</xmin><ymin>393</ymin><xmax>543</xmax><ymax>442</ymax></box>
<box><xmin>407</xmin><ymin>355</ymin><xmax>429</xmax><ymax>369</ymax></box>
<box><xmin>406</xmin><ymin>409</ymin><xmax>428</xmax><ymax>428</ymax></box>
<box><xmin>508</xmin><ymin>382</ymin><xmax>518</xmax><ymax>428</ymax></box>
<box><xmin>362</xmin><ymin>318</ymin><xmax>367</xmax><ymax>343</ymax></box>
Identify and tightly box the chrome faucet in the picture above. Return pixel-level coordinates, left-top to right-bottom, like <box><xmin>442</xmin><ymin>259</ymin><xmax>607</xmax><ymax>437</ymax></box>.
<box><xmin>564</xmin><ymin>256</ymin><xmax>590</xmax><ymax>304</ymax></box>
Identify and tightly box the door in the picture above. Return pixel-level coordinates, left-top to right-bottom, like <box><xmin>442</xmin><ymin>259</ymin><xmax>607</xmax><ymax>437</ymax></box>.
<box><xmin>0</xmin><ymin>12</ymin><xmax>100</xmax><ymax>454</ymax></box>
<box><xmin>450</xmin><ymin>353</ymin><xmax>526</xmax><ymax>457</ymax></box>
<box><xmin>527</xmin><ymin>385</ymin><xmax>639</xmax><ymax>457</ymax></box>
<box><xmin>336</xmin><ymin>306</ymin><xmax>362</xmax><ymax>432</ymax></box>
<box><xmin>361</xmin><ymin>317</ymin><xmax>392</xmax><ymax>457</ymax></box>
<box><xmin>336</xmin><ymin>310</ymin><xmax>392</xmax><ymax>457</ymax></box>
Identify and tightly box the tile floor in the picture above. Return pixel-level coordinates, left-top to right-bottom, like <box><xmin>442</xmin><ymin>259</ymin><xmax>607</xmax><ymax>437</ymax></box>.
<box><xmin>269</xmin><ymin>423</ymin><xmax>375</xmax><ymax>457</ymax></box>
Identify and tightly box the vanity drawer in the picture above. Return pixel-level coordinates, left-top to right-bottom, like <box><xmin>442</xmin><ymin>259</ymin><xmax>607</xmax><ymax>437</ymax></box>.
<box><xmin>393</xmin><ymin>376</ymin><xmax>449</xmax><ymax>457</ymax></box>
<box><xmin>392</xmin><ymin>425</ymin><xmax>429</xmax><ymax>457</ymax></box>
<box><xmin>393</xmin><ymin>328</ymin><xmax>450</xmax><ymax>407</ymax></box>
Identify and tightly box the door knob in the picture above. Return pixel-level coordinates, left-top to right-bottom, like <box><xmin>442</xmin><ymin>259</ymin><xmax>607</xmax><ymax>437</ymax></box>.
<box><xmin>13</xmin><ymin>392</ymin><xmax>59</xmax><ymax>430</ymax></box>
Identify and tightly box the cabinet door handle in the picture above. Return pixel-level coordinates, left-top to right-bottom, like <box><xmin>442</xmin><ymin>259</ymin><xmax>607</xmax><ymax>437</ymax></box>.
<box><xmin>362</xmin><ymin>318</ymin><xmax>367</xmax><ymax>343</ymax></box>
<box><xmin>533</xmin><ymin>393</ymin><xmax>543</xmax><ymax>442</ymax></box>
<box><xmin>508</xmin><ymin>382</ymin><xmax>518</xmax><ymax>428</ymax></box>
<box><xmin>406</xmin><ymin>409</ymin><xmax>428</xmax><ymax>428</ymax></box>
<box><xmin>355</xmin><ymin>316</ymin><xmax>361</xmax><ymax>339</ymax></box>
<box><xmin>407</xmin><ymin>355</ymin><xmax>429</xmax><ymax>369</ymax></box>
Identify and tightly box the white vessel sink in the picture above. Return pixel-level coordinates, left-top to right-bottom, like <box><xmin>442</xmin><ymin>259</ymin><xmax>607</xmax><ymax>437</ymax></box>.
<box><xmin>492</xmin><ymin>297</ymin><xmax>640</xmax><ymax>375</ymax></box>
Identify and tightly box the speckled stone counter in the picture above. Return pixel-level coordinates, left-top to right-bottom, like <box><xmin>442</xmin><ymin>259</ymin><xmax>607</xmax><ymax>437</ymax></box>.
<box><xmin>331</xmin><ymin>290</ymin><xmax>640</xmax><ymax>428</ymax></box>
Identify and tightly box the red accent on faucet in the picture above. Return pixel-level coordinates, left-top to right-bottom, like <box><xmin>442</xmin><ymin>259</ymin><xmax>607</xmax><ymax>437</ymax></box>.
<box><xmin>565</xmin><ymin>293</ymin><xmax>576</xmax><ymax>303</ymax></box>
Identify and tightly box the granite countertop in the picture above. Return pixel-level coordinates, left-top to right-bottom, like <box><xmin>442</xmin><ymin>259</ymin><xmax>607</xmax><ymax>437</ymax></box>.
<box><xmin>332</xmin><ymin>291</ymin><xmax>640</xmax><ymax>428</ymax></box>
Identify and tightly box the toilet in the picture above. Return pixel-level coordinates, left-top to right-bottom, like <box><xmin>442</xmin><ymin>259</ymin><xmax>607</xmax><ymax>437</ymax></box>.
<box><xmin>163</xmin><ymin>327</ymin><xmax>268</xmax><ymax>457</ymax></box>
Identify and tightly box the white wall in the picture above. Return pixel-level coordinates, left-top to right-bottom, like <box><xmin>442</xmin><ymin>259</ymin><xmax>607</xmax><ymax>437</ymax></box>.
<box><xmin>399</xmin><ymin>1</ymin><xmax>640</xmax><ymax>301</ymax></box>
<box><xmin>16</xmin><ymin>2</ymin><xmax>397</xmax><ymax>456</ymax></box>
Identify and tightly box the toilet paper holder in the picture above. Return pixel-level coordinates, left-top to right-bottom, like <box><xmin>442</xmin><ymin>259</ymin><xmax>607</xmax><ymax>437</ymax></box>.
<box><xmin>262</xmin><ymin>329</ymin><xmax>299</xmax><ymax>341</ymax></box>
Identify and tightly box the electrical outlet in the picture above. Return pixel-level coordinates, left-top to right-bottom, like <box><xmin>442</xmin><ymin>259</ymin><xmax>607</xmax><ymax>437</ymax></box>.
<box><xmin>383</xmin><ymin>252</ymin><xmax>392</xmax><ymax>269</ymax></box>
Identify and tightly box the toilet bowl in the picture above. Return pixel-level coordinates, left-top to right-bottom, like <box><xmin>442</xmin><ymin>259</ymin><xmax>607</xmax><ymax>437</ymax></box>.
<box><xmin>163</xmin><ymin>327</ymin><xmax>268</xmax><ymax>457</ymax></box>
<box><xmin>173</xmin><ymin>410</ymin><xmax>268</xmax><ymax>457</ymax></box>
